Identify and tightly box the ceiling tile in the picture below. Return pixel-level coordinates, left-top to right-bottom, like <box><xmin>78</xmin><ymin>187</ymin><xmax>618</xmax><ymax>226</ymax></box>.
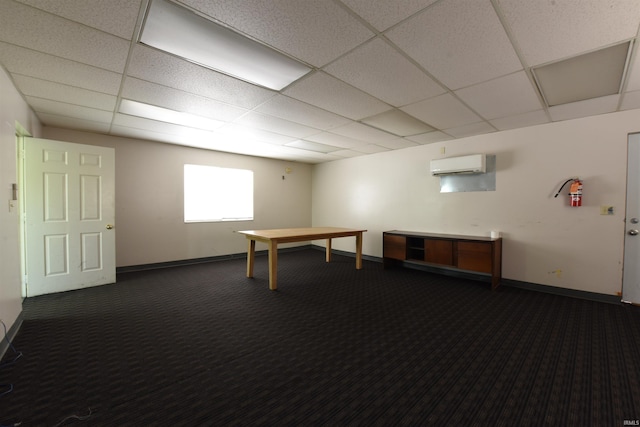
<box><xmin>444</xmin><ymin>121</ymin><xmax>496</xmax><ymax>138</ymax></box>
<box><xmin>28</xmin><ymin>97</ymin><xmax>114</xmax><ymax>123</ymax></box>
<box><xmin>376</xmin><ymin>139</ymin><xmax>420</xmax><ymax>150</ymax></box>
<box><xmin>548</xmin><ymin>94</ymin><xmax>620</xmax><ymax>122</ymax></box>
<box><xmin>180</xmin><ymin>0</ymin><xmax>374</xmax><ymax>67</ymax></box>
<box><xmin>284</xmin><ymin>72</ymin><xmax>390</xmax><ymax>120</ymax></box>
<box><xmin>304</xmin><ymin>132</ymin><xmax>369</xmax><ymax>149</ymax></box>
<box><xmin>14</xmin><ymin>75</ymin><xmax>117</xmax><ymax>111</ymax></box>
<box><xmin>352</xmin><ymin>144</ymin><xmax>390</xmax><ymax>154</ymax></box>
<box><xmin>331</xmin><ymin>122</ymin><xmax>399</xmax><ymax>144</ymax></box>
<box><xmin>0</xmin><ymin>42</ymin><xmax>122</xmax><ymax>94</ymax></box>
<box><xmin>387</xmin><ymin>0</ymin><xmax>522</xmax><ymax>89</ymax></box>
<box><xmin>324</xmin><ymin>38</ymin><xmax>445</xmax><ymax>107</ymax></box>
<box><xmin>489</xmin><ymin>110</ymin><xmax>549</xmax><ymax>131</ymax></box>
<box><xmin>402</xmin><ymin>93</ymin><xmax>482</xmax><ymax>129</ymax></box>
<box><xmin>0</xmin><ymin>0</ymin><xmax>129</xmax><ymax>72</ymax></box>
<box><xmin>233</xmin><ymin>111</ymin><xmax>320</xmax><ymax>138</ymax></box>
<box><xmin>37</xmin><ymin>113</ymin><xmax>111</xmax><ymax>133</ymax></box>
<box><xmin>455</xmin><ymin>71</ymin><xmax>542</xmax><ymax>120</ymax></box>
<box><xmin>285</xmin><ymin>140</ymin><xmax>341</xmax><ymax>153</ymax></box>
<box><xmin>254</xmin><ymin>95</ymin><xmax>350</xmax><ymax>130</ymax></box>
<box><xmin>361</xmin><ymin>109</ymin><xmax>434</xmax><ymax>136</ymax></box>
<box><xmin>406</xmin><ymin>131</ymin><xmax>454</xmax><ymax>145</ymax></box>
<box><xmin>621</xmin><ymin>90</ymin><xmax>640</xmax><ymax>111</ymax></box>
<box><xmin>127</xmin><ymin>45</ymin><xmax>277</xmax><ymax>109</ymax></box>
<box><xmin>341</xmin><ymin>0</ymin><xmax>439</xmax><ymax>31</ymax></box>
<box><xmin>216</xmin><ymin>123</ymin><xmax>297</xmax><ymax>145</ymax></box>
<box><xmin>497</xmin><ymin>0</ymin><xmax>640</xmax><ymax>66</ymax></box>
<box><xmin>331</xmin><ymin>149</ymin><xmax>363</xmax><ymax>158</ymax></box>
<box><xmin>121</xmin><ymin>78</ymin><xmax>248</xmax><ymax>122</ymax></box>
<box><xmin>15</xmin><ymin>0</ymin><xmax>142</xmax><ymax>39</ymax></box>
<box><xmin>623</xmin><ymin>47</ymin><xmax>640</xmax><ymax>92</ymax></box>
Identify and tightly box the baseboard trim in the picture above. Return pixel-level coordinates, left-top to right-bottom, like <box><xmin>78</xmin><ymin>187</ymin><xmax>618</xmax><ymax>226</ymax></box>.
<box><xmin>116</xmin><ymin>245</ymin><xmax>313</xmax><ymax>273</ymax></box>
<box><xmin>501</xmin><ymin>279</ymin><xmax>622</xmax><ymax>305</ymax></box>
<box><xmin>312</xmin><ymin>246</ymin><xmax>622</xmax><ymax>305</ymax></box>
<box><xmin>118</xmin><ymin>245</ymin><xmax>622</xmax><ymax>305</ymax></box>
<box><xmin>0</xmin><ymin>311</ymin><xmax>24</xmax><ymax>361</ymax></box>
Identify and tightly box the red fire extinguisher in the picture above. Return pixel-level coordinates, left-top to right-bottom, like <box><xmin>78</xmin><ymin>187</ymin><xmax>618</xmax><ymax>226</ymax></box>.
<box><xmin>554</xmin><ymin>178</ymin><xmax>583</xmax><ymax>207</ymax></box>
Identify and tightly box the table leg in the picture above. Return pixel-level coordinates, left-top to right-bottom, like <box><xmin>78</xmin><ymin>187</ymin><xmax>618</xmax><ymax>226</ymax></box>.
<box><xmin>246</xmin><ymin>239</ymin><xmax>255</xmax><ymax>278</ymax></box>
<box><xmin>326</xmin><ymin>238</ymin><xmax>332</xmax><ymax>262</ymax></box>
<box><xmin>268</xmin><ymin>239</ymin><xmax>278</xmax><ymax>291</ymax></box>
<box><xmin>355</xmin><ymin>232</ymin><xmax>363</xmax><ymax>270</ymax></box>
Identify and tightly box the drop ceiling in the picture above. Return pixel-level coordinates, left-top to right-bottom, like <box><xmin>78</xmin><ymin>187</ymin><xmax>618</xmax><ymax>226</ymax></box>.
<box><xmin>2</xmin><ymin>0</ymin><xmax>640</xmax><ymax>164</ymax></box>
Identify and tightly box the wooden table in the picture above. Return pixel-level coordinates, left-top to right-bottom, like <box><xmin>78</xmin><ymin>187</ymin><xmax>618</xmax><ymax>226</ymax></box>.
<box><xmin>236</xmin><ymin>227</ymin><xmax>367</xmax><ymax>290</ymax></box>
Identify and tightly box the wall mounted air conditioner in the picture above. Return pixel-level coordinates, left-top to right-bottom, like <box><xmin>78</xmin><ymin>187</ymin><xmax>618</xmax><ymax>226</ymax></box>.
<box><xmin>430</xmin><ymin>154</ymin><xmax>486</xmax><ymax>176</ymax></box>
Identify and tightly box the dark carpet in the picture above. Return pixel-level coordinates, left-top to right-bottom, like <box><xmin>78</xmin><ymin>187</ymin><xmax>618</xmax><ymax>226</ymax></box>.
<box><xmin>1</xmin><ymin>248</ymin><xmax>639</xmax><ymax>426</ymax></box>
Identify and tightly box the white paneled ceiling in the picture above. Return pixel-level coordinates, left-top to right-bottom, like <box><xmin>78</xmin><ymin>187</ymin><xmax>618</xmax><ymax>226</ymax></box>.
<box><xmin>2</xmin><ymin>0</ymin><xmax>640</xmax><ymax>163</ymax></box>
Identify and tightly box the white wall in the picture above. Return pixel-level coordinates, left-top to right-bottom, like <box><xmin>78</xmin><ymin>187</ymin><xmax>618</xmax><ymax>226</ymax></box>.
<box><xmin>42</xmin><ymin>128</ymin><xmax>313</xmax><ymax>267</ymax></box>
<box><xmin>0</xmin><ymin>66</ymin><xmax>41</xmax><ymax>331</ymax></box>
<box><xmin>312</xmin><ymin>109</ymin><xmax>640</xmax><ymax>296</ymax></box>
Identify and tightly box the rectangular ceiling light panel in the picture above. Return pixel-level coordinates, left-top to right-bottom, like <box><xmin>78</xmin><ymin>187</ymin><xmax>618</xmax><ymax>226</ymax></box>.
<box><xmin>140</xmin><ymin>0</ymin><xmax>311</xmax><ymax>90</ymax></box>
<box><xmin>120</xmin><ymin>99</ymin><xmax>224</xmax><ymax>130</ymax></box>
<box><xmin>533</xmin><ymin>41</ymin><xmax>631</xmax><ymax>107</ymax></box>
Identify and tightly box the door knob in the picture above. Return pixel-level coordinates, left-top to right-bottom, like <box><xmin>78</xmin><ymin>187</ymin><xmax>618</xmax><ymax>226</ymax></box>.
<box><xmin>631</xmin><ymin>218</ymin><xmax>640</xmax><ymax>224</ymax></box>
<box><xmin>629</xmin><ymin>229</ymin><xmax>638</xmax><ymax>236</ymax></box>
<box><xmin>106</xmin><ymin>224</ymin><xmax>114</xmax><ymax>230</ymax></box>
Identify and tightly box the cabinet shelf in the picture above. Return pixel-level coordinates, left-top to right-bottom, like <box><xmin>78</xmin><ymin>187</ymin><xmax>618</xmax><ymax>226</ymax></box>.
<box><xmin>383</xmin><ymin>230</ymin><xmax>502</xmax><ymax>290</ymax></box>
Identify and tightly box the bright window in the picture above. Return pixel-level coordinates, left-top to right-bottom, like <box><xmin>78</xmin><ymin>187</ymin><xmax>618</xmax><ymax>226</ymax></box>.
<box><xmin>184</xmin><ymin>164</ymin><xmax>253</xmax><ymax>222</ymax></box>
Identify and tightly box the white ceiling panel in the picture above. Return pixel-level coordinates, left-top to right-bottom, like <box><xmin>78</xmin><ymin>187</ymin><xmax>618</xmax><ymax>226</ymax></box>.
<box><xmin>455</xmin><ymin>71</ymin><xmax>542</xmax><ymax>120</ymax></box>
<box><xmin>0</xmin><ymin>0</ymin><xmax>130</xmax><ymax>72</ymax></box>
<box><xmin>14</xmin><ymin>75</ymin><xmax>117</xmax><ymax>111</ymax></box>
<box><xmin>233</xmin><ymin>111</ymin><xmax>321</xmax><ymax>138</ymax></box>
<box><xmin>255</xmin><ymin>95</ymin><xmax>351</xmax><ymax>130</ymax></box>
<box><xmin>498</xmin><ymin>0</ymin><xmax>640</xmax><ymax>66</ymax></box>
<box><xmin>127</xmin><ymin>45</ymin><xmax>277</xmax><ymax>109</ymax></box>
<box><xmin>548</xmin><ymin>94</ymin><xmax>620</xmax><ymax>122</ymax></box>
<box><xmin>180</xmin><ymin>0</ymin><xmax>374</xmax><ymax>67</ymax></box>
<box><xmin>376</xmin><ymin>139</ymin><xmax>420</xmax><ymax>150</ymax></box>
<box><xmin>2</xmin><ymin>0</ymin><xmax>640</xmax><ymax>163</ymax></box>
<box><xmin>324</xmin><ymin>37</ymin><xmax>445</xmax><ymax>107</ymax></box>
<box><xmin>284</xmin><ymin>72</ymin><xmax>391</xmax><ymax>120</ymax></box>
<box><xmin>489</xmin><ymin>110</ymin><xmax>549</xmax><ymax>131</ymax></box>
<box><xmin>341</xmin><ymin>0</ymin><xmax>439</xmax><ymax>31</ymax></box>
<box><xmin>216</xmin><ymin>123</ymin><xmax>297</xmax><ymax>145</ymax></box>
<box><xmin>15</xmin><ymin>0</ymin><xmax>142</xmax><ymax>39</ymax></box>
<box><xmin>0</xmin><ymin>42</ymin><xmax>122</xmax><ymax>94</ymax></box>
<box><xmin>121</xmin><ymin>78</ymin><xmax>248</xmax><ymax>122</ymax></box>
<box><xmin>28</xmin><ymin>97</ymin><xmax>114</xmax><ymax>124</ymax></box>
<box><xmin>625</xmin><ymin>50</ymin><xmax>640</xmax><ymax>93</ymax></box>
<box><xmin>386</xmin><ymin>0</ymin><xmax>522</xmax><ymax>89</ymax></box>
<box><xmin>331</xmin><ymin>122</ymin><xmax>400</xmax><ymax>144</ymax></box>
<box><xmin>444</xmin><ymin>121</ymin><xmax>496</xmax><ymax>139</ymax></box>
<box><xmin>621</xmin><ymin>90</ymin><xmax>640</xmax><ymax>112</ymax></box>
<box><xmin>37</xmin><ymin>113</ymin><xmax>111</xmax><ymax>133</ymax></box>
<box><xmin>351</xmin><ymin>144</ymin><xmax>390</xmax><ymax>154</ymax></box>
<box><xmin>406</xmin><ymin>131</ymin><xmax>454</xmax><ymax>145</ymax></box>
<box><xmin>402</xmin><ymin>93</ymin><xmax>483</xmax><ymax>129</ymax></box>
<box><xmin>113</xmin><ymin>113</ymin><xmax>219</xmax><ymax>137</ymax></box>
<box><xmin>305</xmin><ymin>132</ymin><xmax>369</xmax><ymax>149</ymax></box>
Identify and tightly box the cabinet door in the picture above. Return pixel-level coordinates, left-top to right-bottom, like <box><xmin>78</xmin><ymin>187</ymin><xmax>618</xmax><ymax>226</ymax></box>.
<box><xmin>383</xmin><ymin>234</ymin><xmax>406</xmax><ymax>260</ymax></box>
<box><xmin>425</xmin><ymin>239</ymin><xmax>454</xmax><ymax>266</ymax></box>
<box><xmin>457</xmin><ymin>242</ymin><xmax>492</xmax><ymax>273</ymax></box>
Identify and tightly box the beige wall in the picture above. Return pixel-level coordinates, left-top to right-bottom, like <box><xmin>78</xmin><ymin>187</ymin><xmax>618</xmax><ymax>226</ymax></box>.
<box><xmin>0</xmin><ymin>66</ymin><xmax>41</xmax><ymax>330</ymax></box>
<box><xmin>42</xmin><ymin>128</ymin><xmax>313</xmax><ymax>267</ymax></box>
<box><xmin>312</xmin><ymin>109</ymin><xmax>640</xmax><ymax>296</ymax></box>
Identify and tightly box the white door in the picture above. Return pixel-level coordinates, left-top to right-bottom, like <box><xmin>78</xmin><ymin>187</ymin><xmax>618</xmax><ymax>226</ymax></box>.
<box><xmin>623</xmin><ymin>133</ymin><xmax>640</xmax><ymax>304</ymax></box>
<box><xmin>24</xmin><ymin>137</ymin><xmax>115</xmax><ymax>296</ymax></box>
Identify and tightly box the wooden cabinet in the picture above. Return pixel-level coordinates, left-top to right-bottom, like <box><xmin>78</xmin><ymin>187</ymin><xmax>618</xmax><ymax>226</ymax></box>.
<box><xmin>383</xmin><ymin>230</ymin><xmax>502</xmax><ymax>290</ymax></box>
